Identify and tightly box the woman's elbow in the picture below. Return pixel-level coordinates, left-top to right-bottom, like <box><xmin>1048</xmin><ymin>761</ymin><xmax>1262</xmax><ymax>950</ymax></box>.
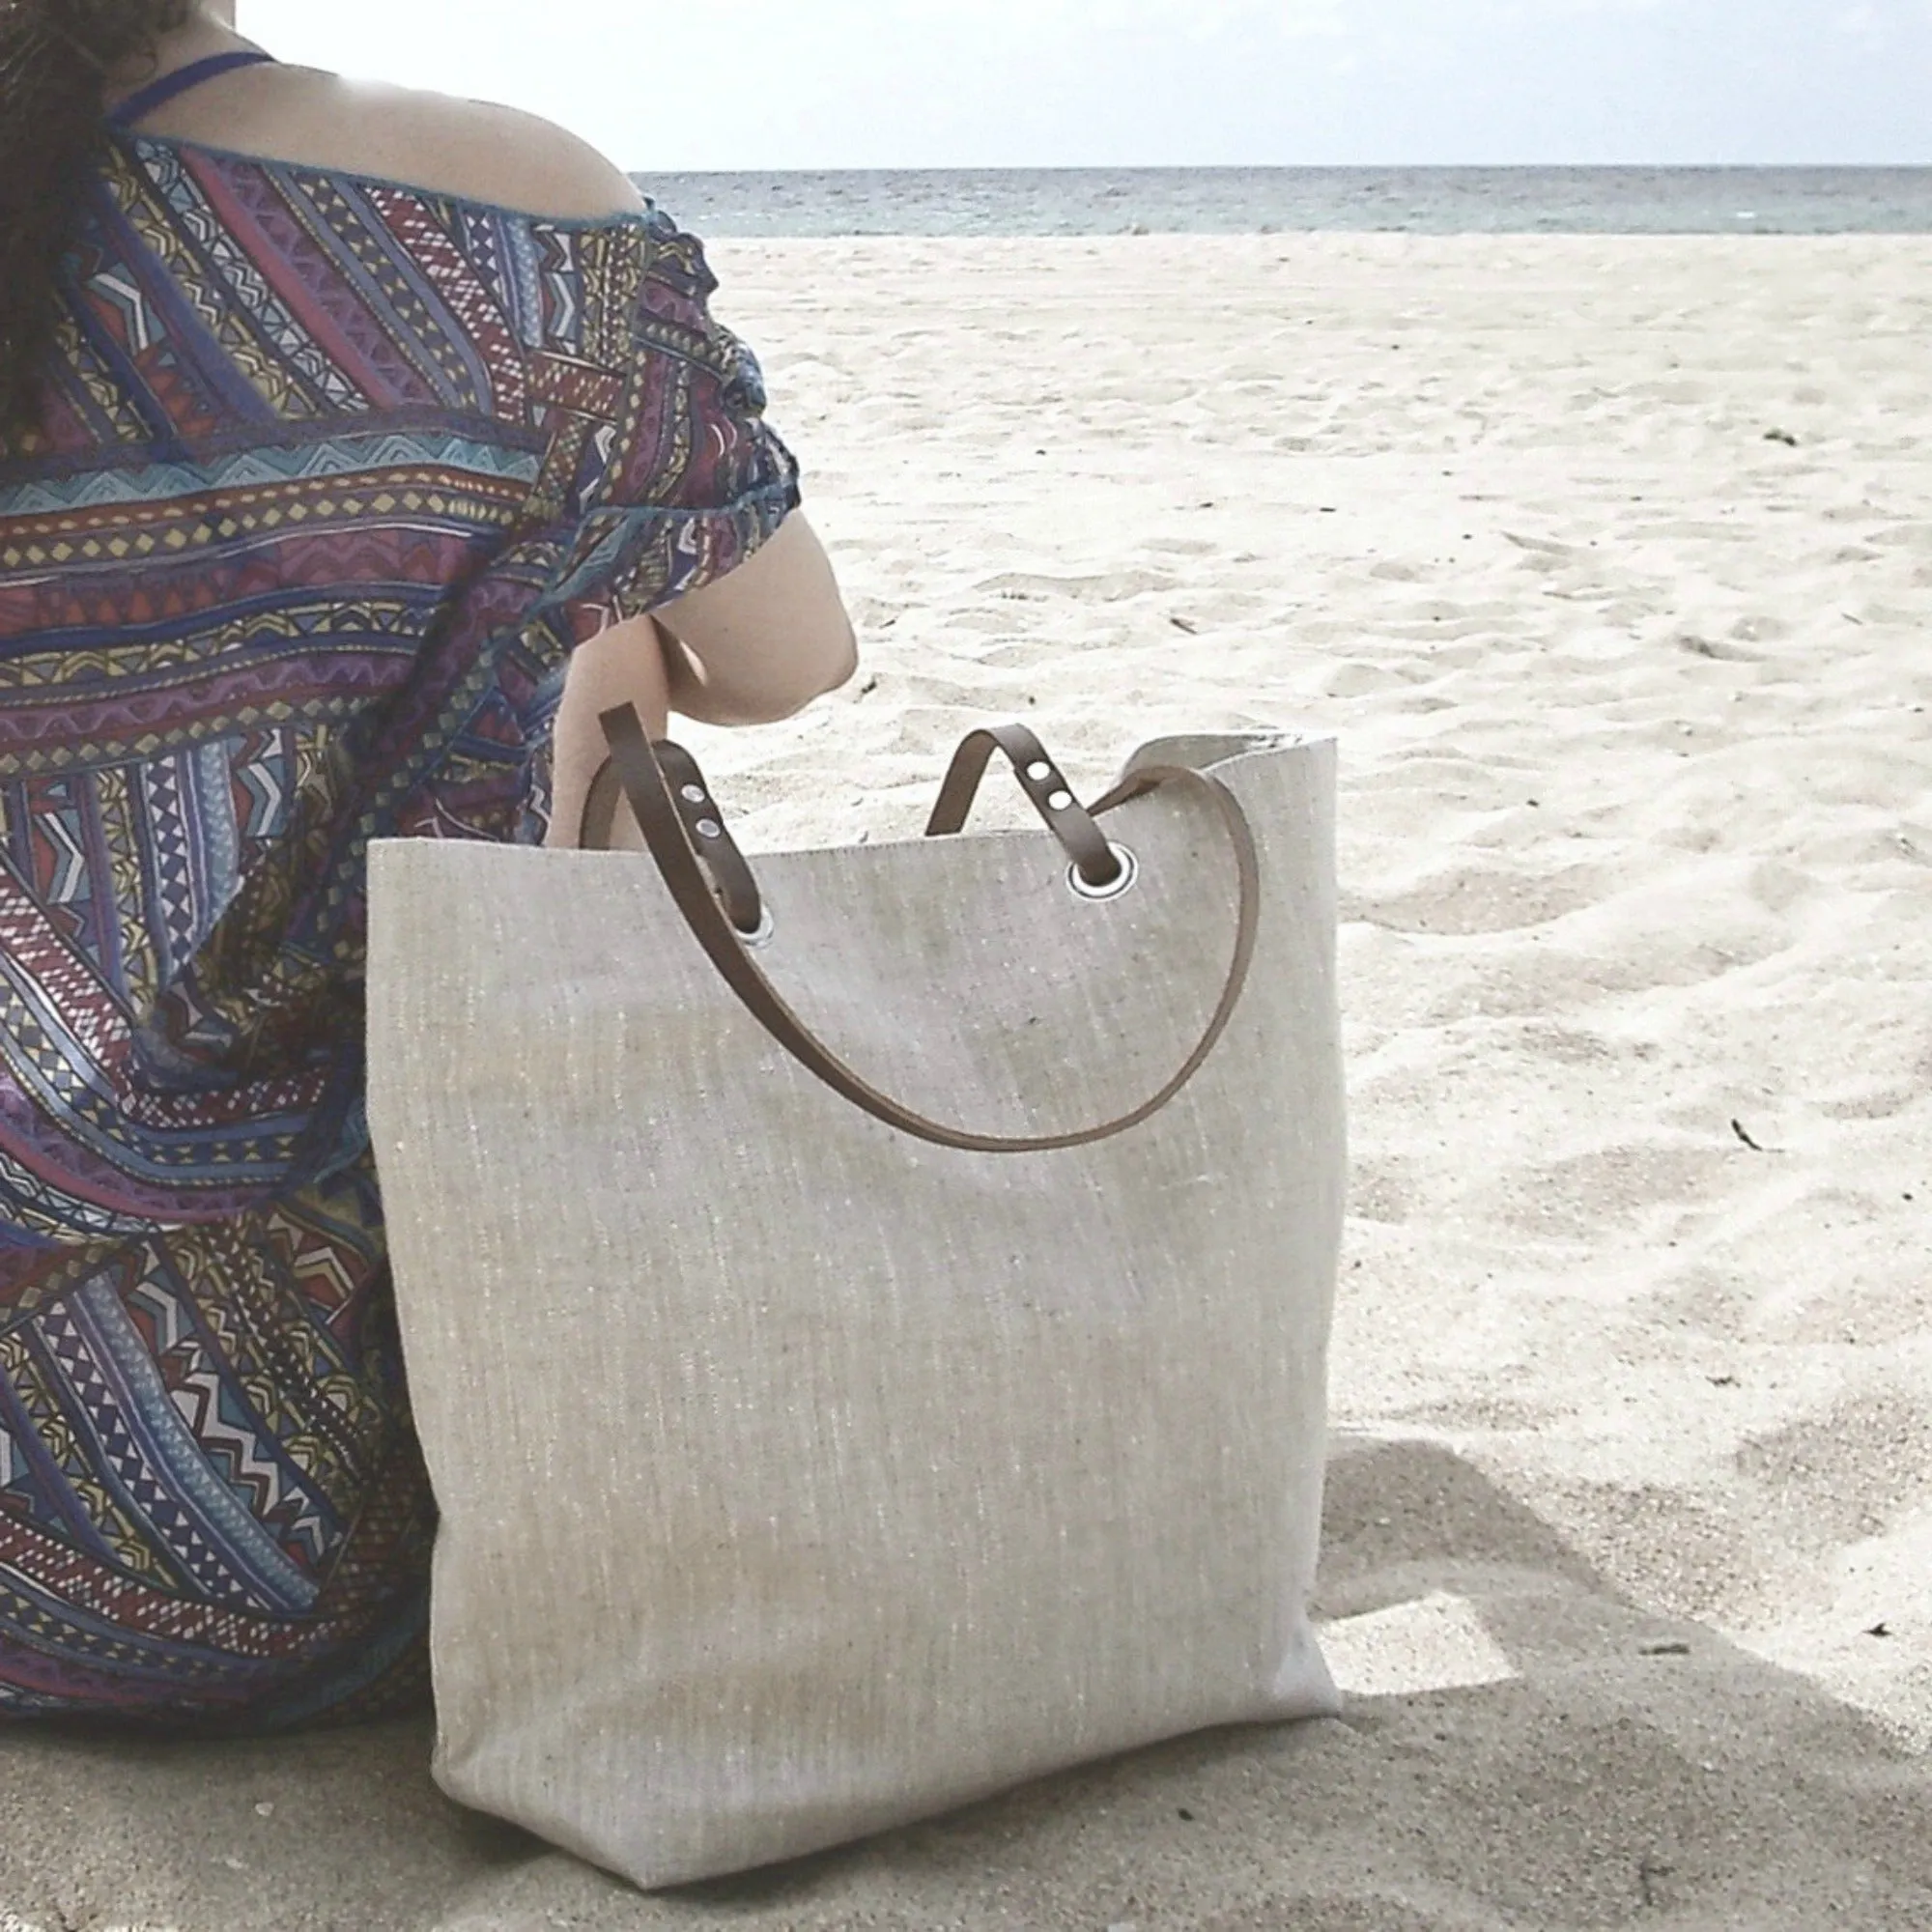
<box><xmin>751</xmin><ymin>620</ymin><xmax>860</xmax><ymax>722</ymax></box>
<box><xmin>685</xmin><ymin>618</ymin><xmax>859</xmax><ymax>726</ymax></box>
<box><xmin>820</xmin><ymin>619</ymin><xmax>862</xmax><ymax>698</ymax></box>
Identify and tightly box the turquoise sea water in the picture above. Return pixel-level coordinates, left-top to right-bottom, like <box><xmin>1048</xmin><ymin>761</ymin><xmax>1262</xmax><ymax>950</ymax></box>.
<box><xmin>632</xmin><ymin>166</ymin><xmax>1932</xmax><ymax>238</ymax></box>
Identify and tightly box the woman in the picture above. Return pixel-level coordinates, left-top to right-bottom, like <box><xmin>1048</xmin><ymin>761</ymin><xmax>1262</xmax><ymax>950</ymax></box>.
<box><xmin>0</xmin><ymin>0</ymin><xmax>856</xmax><ymax>1728</ymax></box>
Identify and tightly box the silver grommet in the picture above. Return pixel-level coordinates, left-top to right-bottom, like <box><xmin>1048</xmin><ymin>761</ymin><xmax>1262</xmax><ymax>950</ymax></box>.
<box><xmin>1027</xmin><ymin>761</ymin><xmax>1054</xmax><ymax>782</ymax></box>
<box><xmin>681</xmin><ymin>784</ymin><xmax>708</xmax><ymax>805</ymax></box>
<box><xmin>1066</xmin><ymin>842</ymin><xmax>1139</xmax><ymax>903</ymax></box>
<box><xmin>696</xmin><ymin>818</ymin><xmax>724</xmax><ymax>839</ymax></box>
<box><xmin>1048</xmin><ymin>790</ymin><xmax>1075</xmax><ymax>812</ymax></box>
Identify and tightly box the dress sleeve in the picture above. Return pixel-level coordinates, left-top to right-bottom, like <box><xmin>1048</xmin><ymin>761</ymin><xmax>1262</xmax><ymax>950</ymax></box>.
<box><xmin>532</xmin><ymin>208</ymin><xmax>803</xmax><ymax>647</ymax></box>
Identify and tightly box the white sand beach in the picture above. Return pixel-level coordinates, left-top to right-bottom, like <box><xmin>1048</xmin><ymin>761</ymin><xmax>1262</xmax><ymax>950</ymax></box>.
<box><xmin>3</xmin><ymin>234</ymin><xmax>1928</xmax><ymax>1929</ymax></box>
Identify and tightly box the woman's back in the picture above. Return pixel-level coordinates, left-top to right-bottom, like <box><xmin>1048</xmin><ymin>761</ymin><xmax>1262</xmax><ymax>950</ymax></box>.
<box><xmin>0</xmin><ymin>12</ymin><xmax>826</xmax><ymax>1729</ymax></box>
<box><xmin>2</xmin><ymin>107</ymin><xmax>798</xmax><ymax>1226</ymax></box>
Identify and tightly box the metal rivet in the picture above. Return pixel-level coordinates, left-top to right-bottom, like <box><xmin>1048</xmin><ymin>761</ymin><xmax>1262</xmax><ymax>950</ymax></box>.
<box><xmin>1048</xmin><ymin>790</ymin><xmax>1075</xmax><ymax>812</ymax></box>
<box><xmin>681</xmin><ymin>784</ymin><xmax>707</xmax><ymax>805</ymax></box>
<box><xmin>1067</xmin><ymin>843</ymin><xmax>1140</xmax><ymax>902</ymax></box>
<box><xmin>1027</xmin><ymin>761</ymin><xmax>1053</xmax><ymax>782</ymax></box>
<box><xmin>696</xmin><ymin>818</ymin><xmax>723</xmax><ymax>839</ymax></box>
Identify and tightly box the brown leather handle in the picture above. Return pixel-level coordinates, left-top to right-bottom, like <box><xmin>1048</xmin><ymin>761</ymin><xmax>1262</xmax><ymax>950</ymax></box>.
<box><xmin>597</xmin><ymin>704</ymin><xmax>1263</xmax><ymax>1154</ymax></box>
<box><xmin>925</xmin><ymin>724</ymin><xmax>1124</xmax><ymax>889</ymax></box>
<box><xmin>581</xmin><ymin>745</ymin><xmax>764</xmax><ymax>934</ymax></box>
<box><xmin>579</xmin><ymin>757</ymin><xmax>627</xmax><ymax>852</ymax></box>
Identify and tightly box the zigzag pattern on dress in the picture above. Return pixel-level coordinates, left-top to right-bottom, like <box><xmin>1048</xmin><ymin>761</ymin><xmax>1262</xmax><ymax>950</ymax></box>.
<box><xmin>0</xmin><ymin>127</ymin><xmax>800</xmax><ymax>1725</ymax></box>
<box><xmin>0</xmin><ymin>429</ymin><xmax>542</xmax><ymax>517</ymax></box>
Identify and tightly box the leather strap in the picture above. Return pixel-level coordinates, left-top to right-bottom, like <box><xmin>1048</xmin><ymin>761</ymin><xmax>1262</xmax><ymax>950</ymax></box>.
<box><xmin>578</xmin><ymin>757</ymin><xmax>626</xmax><ymax>851</ymax></box>
<box><xmin>650</xmin><ymin>741</ymin><xmax>764</xmax><ymax>933</ymax></box>
<box><xmin>597</xmin><ymin>705</ymin><xmax>1262</xmax><ymax>1153</ymax></box>
<box><xmin>925</xmin><ymin>724</ymin><xmax>1122</xmax><ymax>889</ymax></box>
<box><xmin>580</xmin><ymin>748</ymin><xmax>763</xmax><ymax>935</ymax></box>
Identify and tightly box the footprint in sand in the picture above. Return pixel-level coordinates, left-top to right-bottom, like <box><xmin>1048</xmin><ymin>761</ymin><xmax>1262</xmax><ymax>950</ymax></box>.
<box><xmin>1326</xmin><ymin>661</ymin><xmax>1423</xmax><ymax>698</ymax></box>
<box><xmin>1735</xmin><ymin>1397</ymin><xmax>1932</xmax><ymax>1547</ymax></box>
<box><xmin>1346</xmin><ymin>863</ymin><xmax>1606</xmax><ymax>937</ymax></box>
<box><xmin>1496</xmin><ymin>1144</ymin><xmax>1734</xmax><ymax>1240</ymax></box>
<box><xmin>1349</xmin><ymin>1156</ymin><xmax>1418</xmax><ymax>1225</ymax></box>
<box><xmin>1547</xmin><ymin>1481</ymin><xmax>1762</xmax><ymax>1623</ymax></box>
<box><xmin>975</xmin><ymin>569</ymin><xmax>1178</xmax><ymax>603</ymax></box>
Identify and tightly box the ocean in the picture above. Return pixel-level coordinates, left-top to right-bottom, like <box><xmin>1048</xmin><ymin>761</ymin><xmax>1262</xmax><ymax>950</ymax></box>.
<box><xmin>631</xmin><ymin>166</ymin><xmax>1932</xmax><ymax>239</ymax></box>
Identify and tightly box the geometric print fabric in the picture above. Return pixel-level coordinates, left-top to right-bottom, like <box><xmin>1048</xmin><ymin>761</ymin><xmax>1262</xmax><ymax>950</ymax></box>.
<box><xmin>0</xmin><ymin>128</ymin><xmax>800</xmax><ymax>1725</ymax></box>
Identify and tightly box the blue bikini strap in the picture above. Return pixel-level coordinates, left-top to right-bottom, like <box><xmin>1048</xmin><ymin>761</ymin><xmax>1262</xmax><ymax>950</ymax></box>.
<box><xmin>108</xmin><ymin>51</ymin><xmax>278</xmax><ymax>130</ymax></box>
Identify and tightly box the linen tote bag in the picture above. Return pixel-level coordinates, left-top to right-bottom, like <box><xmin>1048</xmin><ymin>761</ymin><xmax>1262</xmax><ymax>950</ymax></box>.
<box><xmin>365</xmin><ymin>713</ymin><xmax>1345</xmax><ymax>1891</ymax></box>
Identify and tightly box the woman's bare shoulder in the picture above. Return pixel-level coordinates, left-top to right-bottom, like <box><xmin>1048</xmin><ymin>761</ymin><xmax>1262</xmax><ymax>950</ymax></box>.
<box><xmin>325</xmin><ymin>86</ymin><xmax>648</xmax><ymax>219</ymax></box>
<box><xmin>171</xmin><ymin>67</ymin><xmax>647</xmax><ymax>221</ymax></box>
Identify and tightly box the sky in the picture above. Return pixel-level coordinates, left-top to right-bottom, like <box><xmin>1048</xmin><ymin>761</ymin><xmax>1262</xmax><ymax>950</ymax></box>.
<box><xmin>253</xmin><ymin>1</ymin><xmax>1932</xmax><ymax>172</ymax></box>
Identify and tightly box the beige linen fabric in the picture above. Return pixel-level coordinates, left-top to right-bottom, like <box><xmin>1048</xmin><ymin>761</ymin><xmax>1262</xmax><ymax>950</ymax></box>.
<box><xmin>365</xmin><ymin>730</ymin><xmax>1344</xmax><ymax>1890</ymax></box>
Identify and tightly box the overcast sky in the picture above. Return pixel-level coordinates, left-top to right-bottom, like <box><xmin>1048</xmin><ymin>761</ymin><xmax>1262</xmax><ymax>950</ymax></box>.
<box><xmin>253</xmin><ymin>1</ymin><xmax>1932</xmax><ymax>171</ymax></box>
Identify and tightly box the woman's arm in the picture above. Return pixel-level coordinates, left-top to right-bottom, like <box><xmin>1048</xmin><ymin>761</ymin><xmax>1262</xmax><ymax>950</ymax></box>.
<box><xmin>654</xmin><ymin>512</ymin><xmax>858</xmax><ymax>726</ymax></box>
<box><xmin>546</xmin><ymin>512</ymin><xmax>858</xmax><ymax>847</ymax></box>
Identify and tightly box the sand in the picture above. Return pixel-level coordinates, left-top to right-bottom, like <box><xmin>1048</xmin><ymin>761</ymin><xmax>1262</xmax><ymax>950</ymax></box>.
<box><xmin>3</xmin><ymin>235</ymin><xmax>1928</xmax><ymax>1929</ymax></box>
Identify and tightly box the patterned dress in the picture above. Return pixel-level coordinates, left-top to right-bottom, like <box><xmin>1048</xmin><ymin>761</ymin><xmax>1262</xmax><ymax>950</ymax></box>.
<box><xmin>0</xmin><ymin>129</ymin><xmax>799</xmax><ymax>1729</ymax></box>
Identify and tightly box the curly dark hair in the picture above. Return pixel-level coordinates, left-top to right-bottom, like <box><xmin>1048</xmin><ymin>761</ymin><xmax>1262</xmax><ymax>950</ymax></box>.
<box><xmin>0</xmin><ymin>0</ymin><xmax>191</xmax><ymax>443</ymax></box>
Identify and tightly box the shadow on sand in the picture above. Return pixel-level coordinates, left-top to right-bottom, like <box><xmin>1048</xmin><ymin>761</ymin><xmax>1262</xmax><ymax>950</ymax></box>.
<box><xmin>2</xmin><ymin>1437</ymin><xmax>1926</xmax><ymax>1931</ymax></box>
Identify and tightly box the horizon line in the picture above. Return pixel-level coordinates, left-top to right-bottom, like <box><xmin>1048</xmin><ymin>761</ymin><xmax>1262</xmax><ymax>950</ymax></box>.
<box><xmin>626</xmin><ymin>160</ymin><xmax>1932</xmax><ymax>177</ymax></box>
